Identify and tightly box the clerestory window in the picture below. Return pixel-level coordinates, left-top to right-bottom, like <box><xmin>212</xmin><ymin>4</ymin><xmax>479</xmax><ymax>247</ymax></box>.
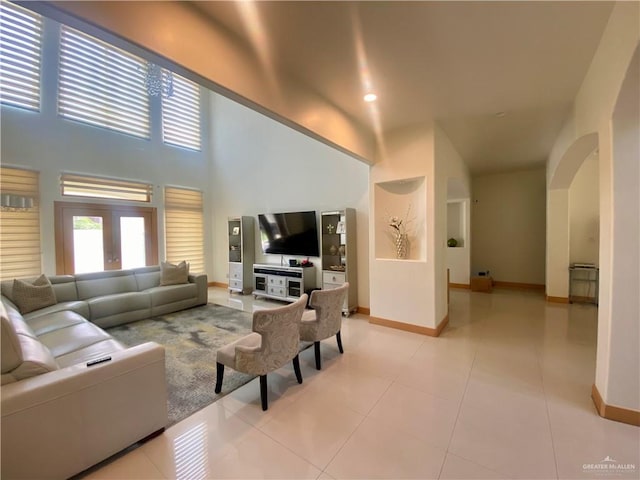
<box><xmin>0</xmin><ymin>0</ymin><xmax>43</xmax><ymax>112</ymax></box>
<box><xmin>58</xmin><ymin>25</ymin><xmax>150</xmax><ymax>139</ymax></box>
<box><xmin>162</xmin><ymin>73</ymin><xmax>202</xmax><ymax>151</ymax></box>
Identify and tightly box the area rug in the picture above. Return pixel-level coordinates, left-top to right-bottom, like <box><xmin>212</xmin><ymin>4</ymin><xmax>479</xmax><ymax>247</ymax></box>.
<box><xmin>108</xmin><ymin>303</ymin><xmax>255</xmax><ymax>426</ymax></box>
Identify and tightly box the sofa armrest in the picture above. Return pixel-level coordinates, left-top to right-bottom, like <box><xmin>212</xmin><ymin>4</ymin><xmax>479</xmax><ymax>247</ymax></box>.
<box><xmin>1</xmin><ymin>342</ymin><xmax>167</xmax><ymax>479</ymax></box>
<box><xmin>189</xmin><ymin>272</ymin><xmax>208</xmax><ymax>306</ymax></box>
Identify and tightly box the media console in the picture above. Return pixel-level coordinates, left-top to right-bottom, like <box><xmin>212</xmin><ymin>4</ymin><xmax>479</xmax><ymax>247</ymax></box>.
<box><xmin>252</xmin><ymin>264</ymin><xmax>317</xmax><ymax>303</ymax></box>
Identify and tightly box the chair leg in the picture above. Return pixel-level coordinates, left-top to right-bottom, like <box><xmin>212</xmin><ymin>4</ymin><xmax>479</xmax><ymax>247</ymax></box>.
<box><xmin>293</xmin><ymin>354</ymin><xmax>303</xmax><ymax>384</ymax></box>
<box><xmin>314</xmin><ymin>341</ymin><xmax>322</xmax><ymax>370</ymax></box>
<box><xmin>215</xmin><ymin>362</ymin><xmax>224</xmax><ymax>393</ymax></box>
<box><xmin>260</xmin><ymin>375</ymin><xmax>268</xmax><ymax>411</ymax></box>
<box><xmin>336</xmin><ymin>330</ymin><xmax>344</xmax><ymax>354</ymax></box>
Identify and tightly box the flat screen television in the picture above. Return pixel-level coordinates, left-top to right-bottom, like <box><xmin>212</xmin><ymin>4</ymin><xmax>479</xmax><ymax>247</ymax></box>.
<box><xmin>258</xmin><ymin>211</ymin><xmax>320</xmax><ymax>257</ymax></box>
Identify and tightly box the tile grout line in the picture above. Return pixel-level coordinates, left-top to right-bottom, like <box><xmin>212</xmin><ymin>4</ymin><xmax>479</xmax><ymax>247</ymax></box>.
<box><xmin>536</xmin><ymin>343</ymin><xmax>561</xmax><ymax>480</ymax></box>
<box><xmin>318</xmin><ymin>377</ymin><xmax>396</xmax><ymax>477</ymax></box>
<box><xmin>436</xmin><ymin>344</ymin><xmax>478</xmax><ymax>479</ymax></box>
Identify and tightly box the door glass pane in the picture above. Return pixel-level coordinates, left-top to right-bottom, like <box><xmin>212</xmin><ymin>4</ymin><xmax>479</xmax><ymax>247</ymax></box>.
<box><xmin>73</xmin><ymin>216</ymin><xmax>104</xmax><ymax>273</ymax></box>
<box><xmin>120</xmin><ymin>216</ymin><xmax>146</xmax><ymax>269</ymax></box>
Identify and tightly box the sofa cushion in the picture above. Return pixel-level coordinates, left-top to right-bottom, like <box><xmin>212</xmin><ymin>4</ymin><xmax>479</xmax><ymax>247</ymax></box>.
<box><xmin>134</xmin><ymin>267</ymin><xmax>161</xmax><ymax>291</ymax></box>
<box><xmin>87</xmin><ymin>292</ymin><xmax>151</xmax><ymax>322</ymax></box>
<box><xmin>146</xmin><ymin>283</ymin><xmax>198</xmax><ymax>307</ymax></box>
<box><xmin>1</xmin><ymin>302</ymin><xmax>58</xmax><ymax>384</ymax></box>
<box><xmin>49</xmin><ymin>275</ymin><xmax>79</xmax><ymax>302</ymax></box>
<box><xmin>160</xmin><ymin>261</ymin><xmax>189</xmax><ymax>286</ymax></box>
<box><xmin>23</xmin><ymin>301</ymin><xmax>90</xmax><ymax>322</ymax></box>
<box><xmin>75</xmin><ymin>270</ymin><xmax>138</xmax><ymax>300</ymax></box>
<box><xmin>12</xmin><ymin>275</ymin><xmax>57</xmax><ymax>314</ymax></box>
<box><xmin>37</xmin><ymin>321</ymin><xmax>114</xmax><ymax>358</ymax></box>
<box><xmin>1</xmin><ymin>304</ymin><xmax>25</xmax><ymax>373</ymax></box>
<box><xmin>26</xmin><ymin>310</ymin><xmax>87</xmax><ymax>336</ymax></box>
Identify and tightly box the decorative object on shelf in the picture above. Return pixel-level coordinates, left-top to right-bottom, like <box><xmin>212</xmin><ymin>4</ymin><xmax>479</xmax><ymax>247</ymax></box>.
<box><xmin>447</xmin><ymin>238</ymin><xmax>458</xmax><ymax>247</ymax></box>
<box><xmin>140</xmin><ymin>62</ymin><xmax>174</xmax><ymax>98</ymax></box>
<box><xmin>321</xmin><ymin>208</ymin><xmax>357</xmax><ymax>315</ymax></box>
<box><xmin>388</xmin><ymin>204</ymin><xmax>412</xmax><ymax>259</ymax></box>
<box><xmin>232</xmin><ymin>226</ymin><xmax>240</xmax><ymax>235</ymax></box>
<box><xmin>0</xmin><ymin>194</ymin><xmax>35</xmax><ymax>211</ymax></box>
<box><xmin>395</xmin><ymin>233</ymin><xmax>408</xmax><ymax>259</ymax></box>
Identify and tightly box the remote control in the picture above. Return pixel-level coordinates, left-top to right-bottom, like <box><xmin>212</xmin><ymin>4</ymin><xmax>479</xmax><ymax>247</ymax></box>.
<box><xmin>86</xmin><ymin>356</ymin><xmax>112</xmax><ymax>367</ymax></box>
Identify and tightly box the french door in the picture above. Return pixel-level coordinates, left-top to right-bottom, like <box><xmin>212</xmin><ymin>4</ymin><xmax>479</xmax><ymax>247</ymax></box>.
<box><xmin>55</xmin><ymin>202</ymin><xmax>158</xmax><ymax>274</ymax></box>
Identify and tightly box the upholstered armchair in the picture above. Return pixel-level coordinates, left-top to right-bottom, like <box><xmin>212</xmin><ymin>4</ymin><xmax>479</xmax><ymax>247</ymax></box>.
<box><xmin>300</xmin><ymin>283</ymin><xmax>349</xmax><ymax>370</ymax></box>
<box><xmin>215</xmin><ymin>294</ymin><xmax>308</xmax><ymax>410</ymax></box>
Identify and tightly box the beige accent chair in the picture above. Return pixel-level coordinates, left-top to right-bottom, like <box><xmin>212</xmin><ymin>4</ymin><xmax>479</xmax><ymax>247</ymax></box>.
<box><xmin>215</xmin><ymin>294</ymin><xmax>308</xmax><ymax>410</ymax></box>
<box><xmin>300</xmin><ymin>283</ymin><xmax>349</xmax><ymax>370</ymax></box>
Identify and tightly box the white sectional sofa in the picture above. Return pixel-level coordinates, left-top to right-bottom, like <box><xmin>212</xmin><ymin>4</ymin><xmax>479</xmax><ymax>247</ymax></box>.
<box><xmin>0</xmin><ymin>265</ymin><xmax>208</xmax><ymax>479</ymax></box>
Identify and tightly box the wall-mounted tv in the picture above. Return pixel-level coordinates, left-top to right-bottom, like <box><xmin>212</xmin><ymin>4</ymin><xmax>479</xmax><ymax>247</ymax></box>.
<box><xmin>258</xmin><ymin>211</ymin><xmax>320</xmax><ymax>257</ymax></box>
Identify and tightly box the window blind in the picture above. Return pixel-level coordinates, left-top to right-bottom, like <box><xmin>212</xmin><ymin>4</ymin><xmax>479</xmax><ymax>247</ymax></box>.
<box><xmin>58</xmin><ymin>26</ymin><xmax>150</xmax><ymax>138</ymax></box>
<box><xmin>0</xmin><ymin>0</ymin><xmax>42</xmax><ymax>111</ymax></box>
<box><xmin>164</xmin><ymin>186</ymin><xmax>204</xmax><ymax>273</ymax></box>
<box><xmin>60</xmin><ymin>173</ymin><xmax>152</xmax><ymax>202</ymax></box>
<box><xmin>162</xmin><ymin>73</ymin><xmax>201</xmax><ymax>151</ymax></box>
<box><xmin>0</xmin><ymin>167</ymin><xmax>41</xmax><ymax>280</ymax></box>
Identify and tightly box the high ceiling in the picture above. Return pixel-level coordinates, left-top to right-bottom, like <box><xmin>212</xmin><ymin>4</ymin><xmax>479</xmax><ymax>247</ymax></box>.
<box><xmin>191</xmin><ymin>1</ymin><xmax>613</xmax><ymax>175</ymax></box>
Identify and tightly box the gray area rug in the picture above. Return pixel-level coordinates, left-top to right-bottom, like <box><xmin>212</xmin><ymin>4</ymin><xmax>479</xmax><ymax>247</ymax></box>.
<box><xmin>108</xmin><ymin>303</ymin><xmax>255</xmax><ymax>426</ymax></box>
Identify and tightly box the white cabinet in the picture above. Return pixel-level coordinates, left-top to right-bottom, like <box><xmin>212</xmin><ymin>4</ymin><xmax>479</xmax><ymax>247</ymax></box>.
<box><xmin>321</xmin><ymin>209</ymin><xmax>357</xmax><ymax>314</ymax></box>
<box><xmin>228</xmin><ymin>216</ymin><xmax>255</xmax><ymax>294</ymax></box>
<box><xmin>252</xmin><ymin>264</ymin><xmax>316</xmax><ymax>303</ymax></box>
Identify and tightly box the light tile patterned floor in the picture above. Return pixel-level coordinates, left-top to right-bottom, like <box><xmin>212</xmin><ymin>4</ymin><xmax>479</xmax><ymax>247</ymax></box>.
<box><xmin>85</xmin><ymin>287</ymin><xmax>639</xmax><ymax>479</ymax></box>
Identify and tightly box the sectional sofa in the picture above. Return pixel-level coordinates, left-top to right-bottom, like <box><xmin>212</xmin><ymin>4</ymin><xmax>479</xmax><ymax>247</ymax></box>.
<box><xmin>0</xmin><ymin>265</ymin><xmax>208</xmax><ymax>479</ymax></box>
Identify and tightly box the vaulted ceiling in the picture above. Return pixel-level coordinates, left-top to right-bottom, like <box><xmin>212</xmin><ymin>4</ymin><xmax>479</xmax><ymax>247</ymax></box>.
<box><xmin>191</xmin><ymin>1</ymin><xmax>614</xmax><ymax>175</ymax></box>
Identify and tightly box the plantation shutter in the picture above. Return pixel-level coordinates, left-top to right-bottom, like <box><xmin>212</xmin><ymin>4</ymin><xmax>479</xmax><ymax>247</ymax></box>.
<box><xmin>0</xmin><ymin>167</ymin><xmax>41</xmax><ymax>280</ymax></box>
<box><xmin>60</xmin><ymin>173</ymin><xmax>152</xmax><ymax>202</ymax></box>
<box><xmin>164</xmin><ymin>187</ymin><xmax>204</xmax><ymax>273</ymax></box>
<box><xmin>162</xmin><ymin>73</ymin><xmax>201</xmax><ymax>151</ymax></box>
<box><xmin>58</xmin><ymin>25</ymin><xmax>150</xmax><ymax>138</ymax></box>
<box><xmin>0</xmin><ymin>0</ymin><xmax>42</xmax><ymax>111</ymax></box>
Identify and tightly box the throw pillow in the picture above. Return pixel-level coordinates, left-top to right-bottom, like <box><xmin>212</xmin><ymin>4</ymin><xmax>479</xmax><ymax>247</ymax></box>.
<box><xmin>160</xmin><ymin>261</ymin><xmax>190</xmax><ymax>286</ymax></box>
<box><xmin>12</xmin><ymin>274</ymin><xmax>57</xmax><ymax>314</ymax></box>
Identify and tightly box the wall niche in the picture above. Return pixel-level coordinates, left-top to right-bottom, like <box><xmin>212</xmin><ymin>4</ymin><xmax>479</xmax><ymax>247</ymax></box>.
<box><xmin>374</xmin><ymin>176</ymin><xmax>426</xmax><ymax>261</ymax></box>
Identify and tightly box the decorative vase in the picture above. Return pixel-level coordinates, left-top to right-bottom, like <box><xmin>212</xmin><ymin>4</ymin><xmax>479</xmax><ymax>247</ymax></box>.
<box><xmin>395</xmin><ymin>233</ymin><xmax>408</xmax><ymax>259</ymax></box>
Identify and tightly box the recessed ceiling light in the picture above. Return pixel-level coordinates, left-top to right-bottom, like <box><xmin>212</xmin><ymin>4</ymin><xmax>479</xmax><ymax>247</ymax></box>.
<box><xmin>364</xmin><ymin>93</ymin><xmax>377</xmax><ymax>102</ymax></box>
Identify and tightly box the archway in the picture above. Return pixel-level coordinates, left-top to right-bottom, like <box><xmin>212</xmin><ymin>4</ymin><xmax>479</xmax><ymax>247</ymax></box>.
<box><xmin>546</xmin><ymin>133</ymin><xmax>598</xmax><ymax>301</ymax></box>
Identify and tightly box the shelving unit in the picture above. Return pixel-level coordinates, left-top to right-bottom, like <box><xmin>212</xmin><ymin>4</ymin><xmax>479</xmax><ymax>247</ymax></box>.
<box><xmin>228</xmin><ymin>216</ymin><xmax>254</xmax><ymax>294</ymax></box>
<box><xmin>321</xmin><ymin>208</ymin><xmax>357</xmax><ymax>315</ymax></box>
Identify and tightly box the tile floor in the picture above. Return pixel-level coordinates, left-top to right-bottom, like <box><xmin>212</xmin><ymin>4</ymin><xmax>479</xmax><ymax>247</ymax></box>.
<box><xmin>86</xmin><ymin>287</ymin><xmax>639</xmax><ymax>480</ymax></box>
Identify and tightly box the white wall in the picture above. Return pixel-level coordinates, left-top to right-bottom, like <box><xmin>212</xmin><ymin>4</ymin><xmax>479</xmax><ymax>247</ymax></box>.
<box><xmin>370</xmin><ymin>124</ymin><xmax>438</xmax><ymax>327</ymax></box>
<box><xmin>607</xmin><ymin>44</ymin><xmax>639</xmax><ymax>411</ymax></box>
<box><xmin>546</xmin><ymin>1</ymin><xmax>640</xmax><ymax>413</ymax></box>
<box><xmin>569</xmin><ymin>152</ymin><xmax>599</xmax><ymax>266</ymax></box>
<box><xmin>472</xmin><ymin>169</ymin><xmax>546</xmax><ymax>284</ymax></box>
<box><xmin>209</xmin><ymin>94</ymin><xmax>370</xmax><ymax>307</ymax></box>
